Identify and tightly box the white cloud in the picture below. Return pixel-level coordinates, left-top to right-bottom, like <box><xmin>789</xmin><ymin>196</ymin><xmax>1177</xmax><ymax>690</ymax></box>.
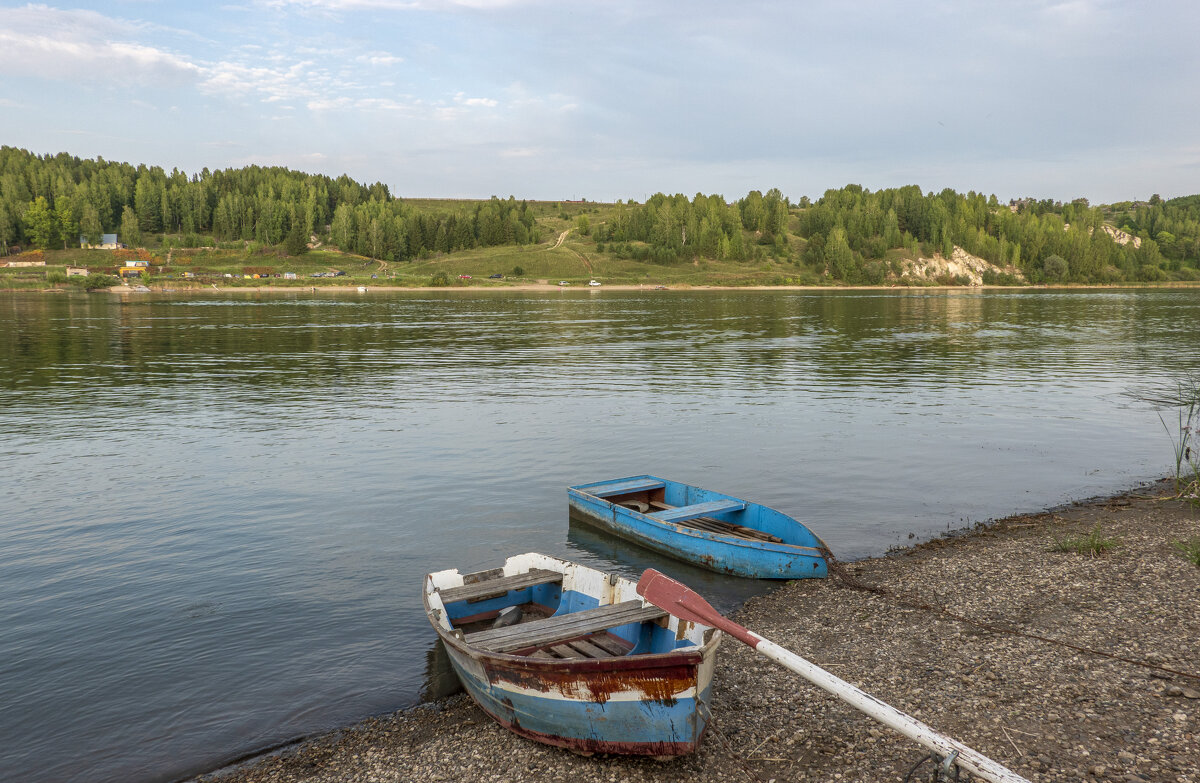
<box><xmin>0</xmin><ymin>6</ymin><xmax>200</xmax><ymax>83</ymax></box>
<box><xmin>199</xmin><ymin>59</ymin><xmax>325</xmax><ymax>103</ymax></box>
<box><xmin>306</xmin><ymin>96</ymin><xmax>412</xmax><ymax>112</ymax></box>
<box><xmin>0</xmin><ymin>3</ymin><xmax>498</xmax><ymax>123</ymax></box>
<box><xmin>454</xmin><ymin>92</ymin><xmax>498</xmax><ymax>107</ymax></box>
<box><xmin>356</xmin><ymin>52</ymin><xmax>405</xmax><ymax>66</ymax></box>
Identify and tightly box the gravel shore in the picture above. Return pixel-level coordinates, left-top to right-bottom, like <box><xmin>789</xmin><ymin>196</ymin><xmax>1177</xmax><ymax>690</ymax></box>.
<box><xmin>197</xmin><ymin>483</ymin><xmax>1199</xmax><ymax>783</ymax></box>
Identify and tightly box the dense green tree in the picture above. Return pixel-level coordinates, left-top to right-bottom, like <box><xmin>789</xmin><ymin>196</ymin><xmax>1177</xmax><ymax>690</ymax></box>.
<box><xmin>366</xmin><ymin>217</ymin><xmax>384</xmax><ymax>259</ymax></box>
<box><xmin>0</xmin><ymin>206</ymin><xmax>12</xmax><ymax>255</ymax></box>
<box><xmin>80</xmin><ymin>203</ymin><xmax>103</xmax><ymax>245</ymax></box>
<box><xmin>1043</xmin><ymin>254</ymin><xmax>1068</xmax><ymax>281</ymax></box>
<box><xmin>23</xmin><ymin>196</ymin><xmax>57</xmax><ymax>248</ymax></box>
<box><xmin>134</xmin><ymin>175</ymin><xmax>163</xmax><ymax>232</ymax></box>
<box><xmin>825</xmin><ymin>227</ymin><xmax>856</xmax><ymax>280</ymax></box>
<box><xmin>284</xmin><ymin>221</ymin><xmax>308</xmax><ymax>256</ymax></box>
<box><xmin>330</xmin><ymin>204</ymin><xmax>353</xmax><ymax>249</ymax></box>
<box><xmin>55</xmin><ymin>195</ymin><xmax>77</xmax><ymax>249</ymax></box>
<box><xmin>119</xmin><ymin>205</ymin><xmax>141</xmax><ymax>247</ymax></box>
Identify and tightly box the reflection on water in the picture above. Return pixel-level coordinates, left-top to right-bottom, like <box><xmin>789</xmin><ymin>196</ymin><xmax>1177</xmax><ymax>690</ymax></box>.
<box><xmin>420</xmin><ymin>643</ymin><xmax>464</xmax><ymax>703</ymax></box>
<box><xmin>1</xmin><ymin>288</ymin><xmax>1198</xmax><ymax>783</ymax></box>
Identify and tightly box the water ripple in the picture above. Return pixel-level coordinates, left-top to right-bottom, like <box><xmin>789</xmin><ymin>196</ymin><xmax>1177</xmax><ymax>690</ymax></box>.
<box><xmin>2</xmin><ymin>288</ymin><xmax>1198</xmax><ymax>782</ymax></box>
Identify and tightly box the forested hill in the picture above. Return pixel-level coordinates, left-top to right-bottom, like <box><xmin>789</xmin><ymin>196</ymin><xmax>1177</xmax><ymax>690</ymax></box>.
<box><xmin>0</xmin><ymin>146</ymin><xmax>542</xmax><ymax>261</ymax></box>
<box><xmin>1</xmin><ymin>146</ymin><xmax>1198</xmax><ymax>285</ymax></box>
<box><xmin>798</xmin><ymin>185</ymin><xmax>1200</xmax><ymax>284</ymax></box>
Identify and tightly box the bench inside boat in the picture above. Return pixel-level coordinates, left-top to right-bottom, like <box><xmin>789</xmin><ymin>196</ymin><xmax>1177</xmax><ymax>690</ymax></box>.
<box><xmin>435</xmin><ymin>567</ymin><xmax>676</xmax><ymax>660</ymax></box>
<box><xmin>590</xmin><ymin>478</ymin><xmax>784</xmax><ymax>544</ymax></box>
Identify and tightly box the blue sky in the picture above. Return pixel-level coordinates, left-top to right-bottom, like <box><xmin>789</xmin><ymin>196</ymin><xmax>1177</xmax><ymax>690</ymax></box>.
<box><xmin>1</xmin><ymin>1</ymin><xmax>1197</xmax><ymax>203</ymax></box>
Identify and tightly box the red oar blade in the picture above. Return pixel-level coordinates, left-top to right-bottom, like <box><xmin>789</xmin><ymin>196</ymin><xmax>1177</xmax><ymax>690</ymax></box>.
<box><xmin>636</xmin><ymin>569</ymin><xmax>760</xmax><ymax>647</ymax></box>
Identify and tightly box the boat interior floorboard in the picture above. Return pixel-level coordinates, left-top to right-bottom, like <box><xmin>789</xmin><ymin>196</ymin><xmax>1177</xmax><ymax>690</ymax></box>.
<box><xmin>529</xmin><ymin>632</ymin><xmax>632</xmax><ymax>659</ymax></box>
<box><xmin>646</xmin><ymin>500</ymin><xmax>783</xmax><ymax>543</ymax></box>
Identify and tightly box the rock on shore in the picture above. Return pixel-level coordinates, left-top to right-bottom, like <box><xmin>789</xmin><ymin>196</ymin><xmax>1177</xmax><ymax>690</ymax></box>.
<box><xmin>197</xmin><ymin>483</ymin><xmax>1199</xmax><ymax>783</ymax></box>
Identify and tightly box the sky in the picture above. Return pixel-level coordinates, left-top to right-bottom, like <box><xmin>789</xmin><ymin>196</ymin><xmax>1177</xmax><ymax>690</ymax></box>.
<box><xmin>1</xmin><ymin>0</ymin><xmax>1198</xmax><ymax>204</ymax></box>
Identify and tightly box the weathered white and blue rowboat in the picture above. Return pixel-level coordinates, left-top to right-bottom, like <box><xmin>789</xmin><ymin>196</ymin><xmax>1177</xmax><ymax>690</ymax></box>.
<box><xmin>568</xmin><ymin>476</ymin><xmax>830</xmax><ymax>579</ymax></box>
<box><xmin>423</xmin><ymin>553</ymin><xmax>721</xmax><ymax>756</ymax></box>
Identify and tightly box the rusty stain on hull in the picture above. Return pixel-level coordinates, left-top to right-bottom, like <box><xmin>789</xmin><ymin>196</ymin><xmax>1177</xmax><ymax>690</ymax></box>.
<box><xmin>482</xmin><ymin>654</ymin><xmax>697</xmax><ymax>705</ymax></box>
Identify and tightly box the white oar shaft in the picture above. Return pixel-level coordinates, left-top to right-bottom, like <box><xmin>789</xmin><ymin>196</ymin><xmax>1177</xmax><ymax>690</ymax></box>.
<box><xmin>753</xmin><ymin>635</ymin><xmax>1029</xmax><ymax>783</ymax></box>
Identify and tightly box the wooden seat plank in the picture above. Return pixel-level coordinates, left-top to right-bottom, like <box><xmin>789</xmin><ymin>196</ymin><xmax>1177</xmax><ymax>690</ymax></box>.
<box><xmin>466</xmin><ymin>600</ymin><xmax>667</xmax><ymax>653</ymax></box>
<box><xmin>650</xmin><ymin>499</ymin><xmax>746</xmax><ymax>522</ymax></box>
<box><xmin>438</xmin><ymin>568</ymin><xmax>563</xmax><ymax>604</ymax></box>
<box><xmin>468</xmin><ymin>602</ymin><xmax>660</xmax><ymax>650</ymax></box>
<box><xmin>586</xmin><ymin>478</ymin><xmax>667</xmax><ymax>498</ymax></box>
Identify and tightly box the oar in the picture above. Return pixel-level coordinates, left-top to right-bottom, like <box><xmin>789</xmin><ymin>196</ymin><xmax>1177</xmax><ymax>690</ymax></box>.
<box><xmin>636</xmin><ymin>568</ymin><xmax>1030</xmax><ymax>783</ymax></box>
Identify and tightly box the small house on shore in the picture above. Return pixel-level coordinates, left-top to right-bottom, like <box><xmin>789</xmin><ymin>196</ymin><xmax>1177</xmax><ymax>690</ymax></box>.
<box><xmin>80</xmin><ymin>234</ymin><xmax>120</xmax><ymax>250</ymax></box>
<box><xmin>119</xmin><ymin>259</ymin><xmax>150</xmax><ymax>278</ymax></box>
<box><xmin>66</xmin><ymin>266</ymin><xmax>89</xmax><ymax>277</ymax></box>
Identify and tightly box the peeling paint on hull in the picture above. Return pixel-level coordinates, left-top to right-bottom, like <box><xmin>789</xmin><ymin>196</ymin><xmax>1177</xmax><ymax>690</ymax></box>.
<box><xmin>424</xmin><ymin>553</ymin><xmax>721</xmax><ymax>756</ymax></box>
<box><xmin>442</xmin><ymin>639</ymin><xmax>714</xmax><ymax>755</ymax></box>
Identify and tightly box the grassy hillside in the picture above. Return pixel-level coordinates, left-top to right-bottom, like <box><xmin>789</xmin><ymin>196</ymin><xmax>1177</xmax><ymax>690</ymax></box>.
<box><xmin>2</xmin><ymin>198</ymin><xmax>811</xmax><ymax>289</ymax></box>
<box><xmin>5</xmin><ymin>192</ymin><xmax>1198</xmax><ymax>290</ymax></box>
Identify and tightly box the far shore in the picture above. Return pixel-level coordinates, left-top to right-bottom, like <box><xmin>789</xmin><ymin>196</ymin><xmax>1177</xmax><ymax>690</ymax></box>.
<box><xmin>6</xmin><ymin>280</ymin><xmax>1200</xmax><ymax>295</ymax></box>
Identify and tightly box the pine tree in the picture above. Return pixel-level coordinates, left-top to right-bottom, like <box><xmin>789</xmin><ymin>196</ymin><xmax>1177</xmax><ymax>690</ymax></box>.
<box><xmin>55</xmin><ymin>195</ymin><xmax>76</xmax><ymax>249</ymax></box>
<box><xmin>284</xmin><ymin>220</ymin><xmax>308</xmax><ymax>256</ymax></box>
<box><xmin>825</xmin><ymin>228</ymin><xmax>856</xmax><ymax>280</ymax></box>
<box><xmin>120</xmin><ymin>205</ymin><xmax>141</xmax><ymax>247</ymax></box>
<box><xmin>81</xmin><ymin>204</ymin><xmax>103</xmax><ymax>245</ymax></box>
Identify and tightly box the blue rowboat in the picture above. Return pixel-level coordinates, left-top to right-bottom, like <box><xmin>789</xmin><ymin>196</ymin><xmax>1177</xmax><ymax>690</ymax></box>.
<box><xmin>423</xmin><ymin>552</ymin><xmax>721</xmax><ymax>756</ymax></box>
<box><xmin>568</xmin><ymin>476</ymin><xmax>830</xmax><ymax>579</ymax></box>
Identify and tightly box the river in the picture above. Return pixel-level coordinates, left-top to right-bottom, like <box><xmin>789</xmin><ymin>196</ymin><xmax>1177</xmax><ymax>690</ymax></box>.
<box><xmin>1</xmin><ymin>287</ymin><xmax>1196</xmax><ymax>781</ymax></box>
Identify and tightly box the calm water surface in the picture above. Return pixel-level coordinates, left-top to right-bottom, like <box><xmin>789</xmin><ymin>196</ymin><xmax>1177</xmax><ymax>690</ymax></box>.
<box><xmin>2</xmin><ymin>288</ymin><xmax>1197</xmax><ymax>782</ymax></box>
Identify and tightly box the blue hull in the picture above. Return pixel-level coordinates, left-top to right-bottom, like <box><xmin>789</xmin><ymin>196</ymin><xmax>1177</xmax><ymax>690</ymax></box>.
<box><xmin>441</xmin><ymin>640</ymin><xmax>713</xmax><ymax>755</ymax></box>
<box><xmin>424</xmin><ymin>553</ymin><xmax>721</xmax><ymax>756</ymax></box>
<box><xmin>568</xmin><ymin>475</ymin><xmax>829</xmax><ymax>579</ymax></box>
